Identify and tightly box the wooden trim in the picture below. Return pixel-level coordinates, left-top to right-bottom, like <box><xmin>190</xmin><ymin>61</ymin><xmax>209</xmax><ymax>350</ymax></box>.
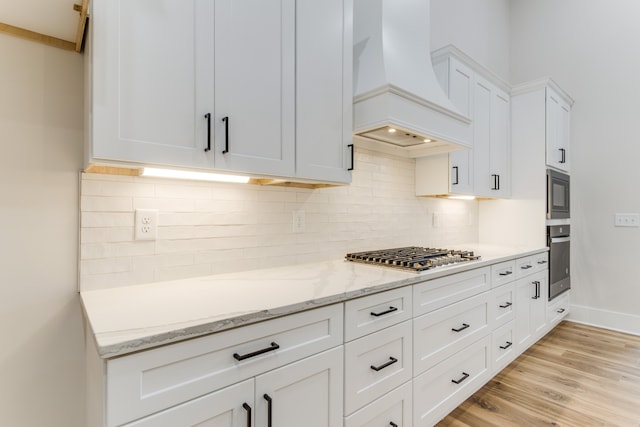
<box><xmin>74</xmin><ymin>0</ymin><xmax>90</xmax><ymax>52</ymax></box>
<box><xmin>84</xmin><ymin>165</ymin><xmax>142</xmax><ymax>177</ymax></box>
<box><xmin>0</xmin><ymin>22</ymin><xmax>76</xmax><ymax>51</ymax></box>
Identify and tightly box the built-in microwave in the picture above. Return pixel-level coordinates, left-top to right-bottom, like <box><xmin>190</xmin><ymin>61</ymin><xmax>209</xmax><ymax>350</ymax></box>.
<box><xmin>547</xmin><ymin>169</ymin><xmax>570</xmax><ymax>220</ymax></box>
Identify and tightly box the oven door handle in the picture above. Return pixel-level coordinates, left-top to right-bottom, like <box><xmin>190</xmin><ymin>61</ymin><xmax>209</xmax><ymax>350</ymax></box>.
<box><xmin>550</xmin><ymin>236</ymin><xmax>570</xmax><ymax>243</ymax></box>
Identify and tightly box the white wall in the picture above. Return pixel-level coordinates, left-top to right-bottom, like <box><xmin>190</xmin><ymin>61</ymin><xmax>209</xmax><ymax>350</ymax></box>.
<box><xmin>510</xmin><ymin>0</ymin><xmax>640</xmax><ymax>332</ymax></box>
<box><xmin>431</xmin><ymin>0</ymin><xmax>511</xmax><ymax>81</ymax></box>
<box><xmin>0</xmin><ymin>35</ymin><xmax>85</xmax><ymax>426</ymax></box>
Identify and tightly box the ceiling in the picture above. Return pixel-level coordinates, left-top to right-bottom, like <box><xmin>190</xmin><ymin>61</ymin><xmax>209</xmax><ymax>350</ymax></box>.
<box><xmin>0</xmin><ymin>0</ymin><xmax>85</xmax><ymax>48</ymax></box>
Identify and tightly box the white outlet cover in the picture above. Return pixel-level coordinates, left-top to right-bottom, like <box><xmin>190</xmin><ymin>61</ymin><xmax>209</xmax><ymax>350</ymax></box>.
<box><xmin>135</xmin><ymin>209</ymin><xmax>158</xmax><ymax>240</ymax></box>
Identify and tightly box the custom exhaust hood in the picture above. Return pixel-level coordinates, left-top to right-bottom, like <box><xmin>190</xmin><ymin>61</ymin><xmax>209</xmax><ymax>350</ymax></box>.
<box><xmin>352</xmin><ymin>0</ymin><xmax>472</xmax><ymax>157</ymax></box>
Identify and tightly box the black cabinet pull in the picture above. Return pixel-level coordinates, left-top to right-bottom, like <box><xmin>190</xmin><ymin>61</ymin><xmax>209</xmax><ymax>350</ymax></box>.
<box><xmin>500</xmin><ymin>341</ymin><xmax>513</xmax><ymax>350</ymax></box>
<box><xmin>242</xmin><ymin>403</ymin><xmax>252</xmax><ymax>427</ymax></box>
<box><xmin>204</xmin><ymin>113</ymin><xmax>211</xmax><ymax>152</ymax></box>
<box><xmin>233</xmin><ymin>342</ymin><xmax>279</xmax><ymax>361</ymax></box>
<box><xmin>499</xmin><ymin>302</ymin><xmax>512</xmax><ymax>309</ymax></box>
<box><xmin>491</xmin><ymin>174</ymin><xmax>500</xmax><ymax>190</ymax></box>
<box><xmin>348</xmin><ymin>144</ymin><xmax>354</xmax><ymax>171</ymax></box>
<box><xmin>370</xmin><ymin>306</ymin><xmax>398</xmax><ymax>317</ymax></box>
<box><xmin>499</xmin><ymin>270</ymin><xmax>512</xmax><ymax>276</ymax></box>
<box><xmin>531</xmin><ymin>281</ymin><xmax>540</xmax><ymax>299</ymax></box>
<box><xmin>390</xmin><ymin>423</ymin><xmax>398</xmax><ymax>427</ymax></box>
<box><xmin>537</xmin><ymin>260</ymin><xmax>547</xmax><ymax>265</ymax></box>
<box><xmin>451</xmin><ymin>372</ymin><xmax>470</xmax><ymax>385</ymax></box>
<box><xmin>452</xmin><ymin>166</ymin><xmax>459</xmax><ymax>185</ymax></box>
<box><xmin>222</xmin><ymin>116</ymin><xmax>229</xmax><ymax>154</ymax></box>
<box><xmin>452</xmin><ymin>323</ymin><xmax>470</xmax><ymax>332</ymax></box>
<box><xmin>557</xmin><ymin>308</ymin><xmax>566</xmax><ymax>314</ymax></box>
<box><xmin>559</xmin><ymin>148</ymin><xmax>566</xmax><ymax>163</ymax></box>
<box><xmin>263</xmin><ymin>394</ymin><xmax>272</xmax><ymax>427</ymax></box>
<box><xmin>371</xmin><ymin>357</ymin><xmax>398</xmax><ymax>372</ymax></box>
<box><xmin>521</xmin><ymin>264</ymin><xmax>532</xmax><ymax>270</ymax></box>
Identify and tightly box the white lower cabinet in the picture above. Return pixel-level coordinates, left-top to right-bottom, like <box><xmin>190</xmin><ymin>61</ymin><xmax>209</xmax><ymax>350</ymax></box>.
<box><xmin>90</xmin><ymin>250</ymin><xmax>564</xmax><ymax>427</ymax></box>
<box><xmin>413</xmin><ymin>335</ymin><xmax>492</xmax><ymax>426</ymax></box>
<box><xmin>514</xmin><ymin>270</ymin><xmax>548</xmax><ymax>351</ymax></box>
<box><xmin>344</xmin><ymin>382</ymin><xmax>413</xmax><ymax>427</ymax></box>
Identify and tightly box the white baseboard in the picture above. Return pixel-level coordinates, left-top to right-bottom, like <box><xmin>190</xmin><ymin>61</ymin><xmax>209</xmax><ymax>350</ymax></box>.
<box><xmin>568</xmin><ymin>304</ymin><xmax>640</xmax><ymax>336</ymax></box>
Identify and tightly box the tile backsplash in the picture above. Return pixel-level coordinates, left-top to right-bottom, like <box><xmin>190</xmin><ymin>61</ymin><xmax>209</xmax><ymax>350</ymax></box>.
<box><xmin>80</xmin><ymin>148</ymin><xmax>478</xmax><ymax>291</ymax></box>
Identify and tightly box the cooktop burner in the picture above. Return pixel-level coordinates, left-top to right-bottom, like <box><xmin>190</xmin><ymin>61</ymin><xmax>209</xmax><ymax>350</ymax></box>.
<box><xmin>345</xmin><ymin>246</ymin><xmax>480</xmax><ymax>272</ymax></box>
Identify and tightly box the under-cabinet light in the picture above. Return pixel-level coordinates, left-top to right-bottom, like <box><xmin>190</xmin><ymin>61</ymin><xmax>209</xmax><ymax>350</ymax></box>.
<box><xmin>447</xmin><ymin>195</ymin><xmax>476</xmax><ymax>200</ymax></box>
<box><xmin>141</xmin><ymin>167</ymin><xmax>250</xmax><ymax>184</ymax></box>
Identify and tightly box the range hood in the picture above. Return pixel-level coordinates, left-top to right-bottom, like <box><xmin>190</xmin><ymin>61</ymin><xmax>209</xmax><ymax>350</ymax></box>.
<box><xmin>352</xmin><ymin>0</ymin><xmax>472</xmax><ymax>157</ymax></box>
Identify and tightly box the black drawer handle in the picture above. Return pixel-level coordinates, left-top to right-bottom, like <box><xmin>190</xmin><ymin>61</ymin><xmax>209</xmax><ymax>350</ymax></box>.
<box><xmin>233</xmin><ymin>342</ymin><xmax>280</xmax><ymax>361</ymax></box>
<box><xmin>390</xmin><ymin>423</ymin><xmax>398</xmax><ymax>427</ymax></box>
<box><xmin>452</xmin><ymin>323</ymin><xmax>470</xmax><ymax>332</ymax></box>
<box><xmin>499</xmin><ymin>270</ymin><xmax>512</xmax><ymax>276</ymax></box>
<box><xmin>500</xmin><ymin>341</ymin><xmax>513</xmax><ymax>350</ymax></box>
<box><xmin>521</xmin><ymin>264</ymin><xmax>532</xmax><ymax>270</ymax></box>
<box><xmin>371</xmin><ymin>357</ymin><xmax>398</xmax><ymax>372</ymax></box>
<box><xmin>557</xmin><ymin>308</ymin><xmax>566</xmax><ymax>314</ymax></box>
<box><xmin>537</xmin><ymin>260</ymin><xmax>547</xmax><ymax>264</ymax></box>
<box><xmin>499</xmin><ymin>302</ymin><xmax>512</xmax><ymax>309</ymax></box>
<box><xmin>452</xmin><ymin>372</ymin><xmax>470</xmax><ymax>385</ymax></box>
<box><xmin>371</xmin><ymin>306</ymin><xmax>398</xmax><ymax>317</ymax></box>
<box><xmin>242</xmin><ymin>403</ymin><xmax>252</xmax><ymax>427</ymax></box>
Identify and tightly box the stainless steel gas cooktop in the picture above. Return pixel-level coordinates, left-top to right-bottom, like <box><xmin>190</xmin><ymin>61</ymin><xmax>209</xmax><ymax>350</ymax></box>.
<box><xmin>345</xmin><ymin>246</ymin><xmax>480</xmax><ymax>272</ymax></box>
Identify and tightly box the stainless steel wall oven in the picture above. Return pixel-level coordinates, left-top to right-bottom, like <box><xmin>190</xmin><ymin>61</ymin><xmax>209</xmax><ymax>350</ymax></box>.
<box><xmin>548</xmin><ymin>224</ymin><xmax>570</xmax><ymax>300</ymax></box>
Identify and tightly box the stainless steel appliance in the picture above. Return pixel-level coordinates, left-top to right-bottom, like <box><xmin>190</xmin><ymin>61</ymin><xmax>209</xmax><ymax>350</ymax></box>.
<box><xmin>547</xmin><ymin>169</ymin><xmax>570</xmax><ymax>219</ymax></box>
<box><xmin>548</xmin><ymin>225</ymin><xmax>570</xmax><ymax>300</ymax></box>
<box><xmin>345</xmin><ymin>247</ymin><xmax>480</xmax><ymax>272</ymax></box>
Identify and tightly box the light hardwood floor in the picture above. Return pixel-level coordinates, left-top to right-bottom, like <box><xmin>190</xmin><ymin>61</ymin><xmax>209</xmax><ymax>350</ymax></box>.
<box><xmin>438</xmin><ymin>321</ymin><xmax>640</xmax><ymax>426</ymax></box>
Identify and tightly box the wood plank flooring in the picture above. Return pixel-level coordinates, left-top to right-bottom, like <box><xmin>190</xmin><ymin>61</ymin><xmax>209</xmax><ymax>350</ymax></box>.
<box><xmin>437</xmin><ymin>321</ymin><xmax>640</xmax><ymax>427</ymax></box>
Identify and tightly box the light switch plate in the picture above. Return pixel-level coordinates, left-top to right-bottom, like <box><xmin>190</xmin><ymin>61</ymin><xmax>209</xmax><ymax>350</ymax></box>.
<box><xmin>614</xmin><ymin>213</ymin><xmax>639</xmax><ymax>227</ymax></box>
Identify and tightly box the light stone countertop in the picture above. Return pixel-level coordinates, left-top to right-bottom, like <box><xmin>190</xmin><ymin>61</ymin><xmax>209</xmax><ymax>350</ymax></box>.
<box><xmin>81</xmin><ymin>244</ymin><xmax>547</xmax><ymax>358</ymax></box>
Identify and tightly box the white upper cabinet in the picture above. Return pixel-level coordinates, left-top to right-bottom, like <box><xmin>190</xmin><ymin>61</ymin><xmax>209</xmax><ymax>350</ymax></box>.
<box><xmin>417</xmin><ymin>46</ymin><xmax>510</xmax><ymax>198</ymax></box>
<box><xmin>90</xmin><ymin>0</ymin><xmax>213</xmax><ymax>169</ymax></box>
<box><xmin>89</xmin><ymin>0</ymin><xmax>352</xmax><ymax>184</ymax></box>
<box><xmin>212</xmin><ymin>0</ymin><xmax>295</xmax><ymax>177</ymax></box>
<box><xmin>546</xmin><ymin>86</ymin><xmax>571</xmax><ymax>172</ymax></box>
<box><xmin>295</xmin><ymin>0</ymin><xmax>353</xmax><ymax>183</ymax></box>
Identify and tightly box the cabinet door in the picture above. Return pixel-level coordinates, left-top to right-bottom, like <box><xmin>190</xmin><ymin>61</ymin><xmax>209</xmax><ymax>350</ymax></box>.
<box><xmin>213</xmin><ymin>0</ymin><xmax>295</xmax><ymax>177</ymax></box>
<box><xmin>123</xmin><ymin>379</ymin><xmax>254</xmax><ymax>427</ymax></box>
<box><xmin>546</xmin><ymin>87</ymin><xmax>571</xmax><ymax>172</ymax></box>
<box><xmin>489</xmin><ymin>87</ymin><xmax>510</xmax><ymax>197</ymax></box>
<box><xmin>296</xmin><ymin>0</ymin><xmax>352</xmax><ymax>183</ymax></box>
<box><xmin>514</xmin><ymin>271</ymin><xmax>548</xmax><ymax>350</ymax></box>
<box><xmin>447</xmin><ymin>58</ymin><xmax>474</xmax><ymax>195</ymax></box>
<box><xmin>91</xmin><ymin>0</ymin><xmax>213</xmax><ymax>168</ymax></box>
<box><xmin>255</xmin><ymin>347</ymin><xmax>343</xmax><ymax>427</ymax></box>
<box><xmin>472</xmin><ymin>77</ymin><xmax>493</xmax><ymax>197</ymax></box>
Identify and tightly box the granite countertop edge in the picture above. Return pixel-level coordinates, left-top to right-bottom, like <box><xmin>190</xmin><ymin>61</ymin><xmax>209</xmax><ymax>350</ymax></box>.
<box><xmin>81</xmin><ymin>245</ymin><xmax>548</xmax><ymax>359</ymax></box>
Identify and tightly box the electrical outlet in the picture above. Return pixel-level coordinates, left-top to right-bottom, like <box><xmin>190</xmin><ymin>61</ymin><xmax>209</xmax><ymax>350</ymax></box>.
<box><xmin>432</xmin><ymin>212</ymin><xmax>440</xmax><ymax>228</ymax></box>
<box><xmin>614</xmin><ymin>213</ymin><xmax>640</xmax><ymax>227</ymax></box>
<box><xmin>135</xmin><ymin>209</ymin><xmax>158</xmax><ymax>240</ymax></box>
<box><xmin>293</xmin><ymin>210</ymin><xmax>306</xmax><ymax>233</ymax></box>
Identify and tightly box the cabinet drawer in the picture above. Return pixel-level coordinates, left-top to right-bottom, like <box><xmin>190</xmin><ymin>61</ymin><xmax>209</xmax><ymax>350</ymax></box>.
<box><xmin>413</xmin><ymin>335</ymin><xmax>491</xmax><ymax>426</ymax></box>
<box><xmin>107</xmin><ymin>304</ymin><xmax>343</xmax><ymax>427</ymax></box>
<box><xmin>492</xmin><ymin>320</ymin><xmax>516</xmax><ymax>374</ymax></box>
<box><xmin>344</xmin><ymin>382</ymin><xmax>412</xmax><ymax>427</ymax></box>
<box><xmin>344</xmin><ymin>321</ymin><xmax>412</xmax><ymax>415</ymax></box>
<box><xmin>345</xmin><ymin>286</ymin><xmax>412</xmax><ymax>341</ymax></box>
<box><xmin>490</xmin><ymin>282</ymin><xmax>515</xmax><ymax>328</ymax></box>
<box><xmin>491</xmin><ymin>260</ymin><xmax>515</xmax><ymax>287</ymax></box>
<box><xmin>413</xmin><ymin>292</ymin><xmax>490</xmax><ymax>375</ymax></box>
<box><xmin>515</xmin><ymin>252</ymin><xmax>548</xmax><ymax>278</ymax></box>
<box><xmin>413</xmin><ymin>267</ymin><xmax>490</xmax><ymax>316</ymax></box>
<box><xmin>547</xmin><ymin>291</ymin><xmax>570</xmax><ymax>326</ymax></box>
